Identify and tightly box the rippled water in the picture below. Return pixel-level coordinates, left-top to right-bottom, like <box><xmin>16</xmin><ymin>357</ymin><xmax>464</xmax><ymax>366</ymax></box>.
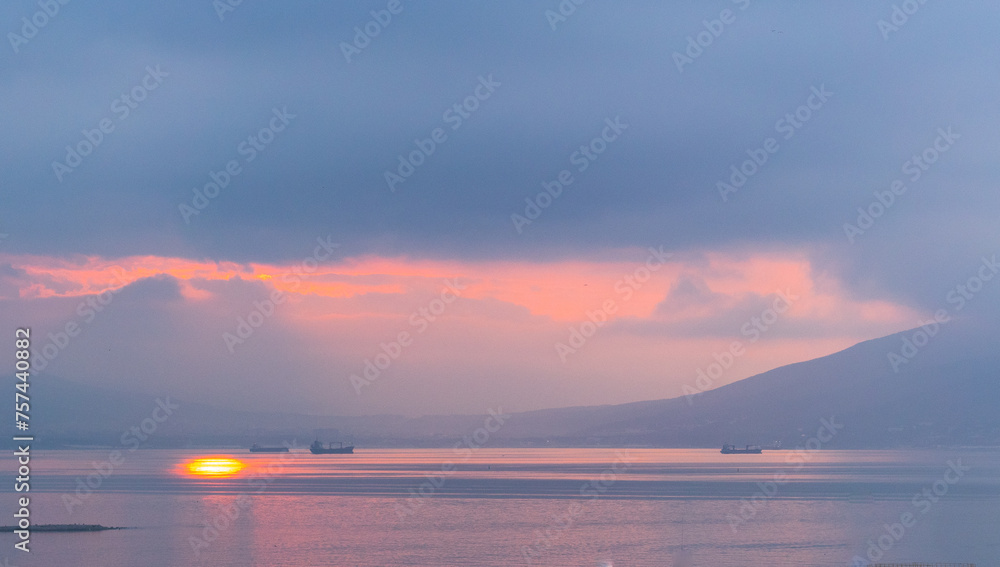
<box><xmin>1</xmin><ymin>448</ymin><xmax>998</xmax><ymax>566</ymax></box>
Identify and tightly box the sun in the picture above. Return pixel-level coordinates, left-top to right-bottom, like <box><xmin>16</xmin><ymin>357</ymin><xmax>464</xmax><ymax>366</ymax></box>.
<box><xmin>185</xmin><ymin>457</ymin><xmax>246</xmax><ymax>477</ymax></box>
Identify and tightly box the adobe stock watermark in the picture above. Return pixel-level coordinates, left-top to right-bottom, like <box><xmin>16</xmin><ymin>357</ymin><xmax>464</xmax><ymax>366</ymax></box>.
<box><xmin>351</xmin><ymin>278</ymin><xmax>467</xmax><ymax>393</ymax></box>
<box><xmin>843</xmin><ymin>126</ymin><xmax>958</xmax><ymax>243</ymax></box>
<box><xmin>189</xmin><ymin>440</ymin><xmax>302</xmax><ymax>557</ymax></box>
<box><xmin>51</xmin><ymin>65</ymin><xmax>169</xmax><ymax>183</ymax></box>
<box><xmin>716</xmin><ymin>84</ymin><xmax>833</xmax><ymax>202</ymax></box>
<box><xmin>521</xmin><ymin>451</ymin><xmax>632</xmax><ymax>565</ymax></box>
<box><xmin>511</xmin><ymin>116</ymin><xmax>628</xmax><ymax>234</ymax></box>
<box><xmin>683</xmin><ymin>289</ymin><xmax>798</xmax><ymax>404</ymax></box>
<box><xmin>555</xmin><ymin>247</ymin><xmax>671</xmax><ymax>362</ymax></box>
<box><xmin>848</xmin><ymin>458</ymin><xmax>969</xmax><ymax>566</ymax></box>
<box><xmin>340</xmin><ymin>0</ymin><xmax>405</xmax><ymax>63</ymax></box>
<box><xmin>672</xmin><ymin>0</ymin><xmax>751</xmax><ymax>73</ymax></box>
<box><xmin>62</xmin><ymin>397</ymin><xmax>179</xmax><ymax>513</ymax></box>
<box><xmin>212</xmin><ymin>0</ymin><xmax>249</xmax><ymax>22</ymax></box>
<box><xmin>8</xmin><ymin>0</ymin><xmax>71</xmax><ymax>54</ymax></box>
<box><xmin>726</xmin><ymin>416</ymin><xmax>842</xmax><ymax>532</ymax></box>
<box><xmin>383</xmin><ymin>74</ymin><xmax>500</xmax><ymax>192</ymax></box>
<box><xmin>395</xmin><ymin>408</ymin><xmax>509</xmax><ymax>518</ymax></box>
<box><xmin>877</xmin><ymin>0</ymin><xmax>931</xmax><ymax>41</ymax></box>
<box><xmin>887</xmin><ymin>254</ymin><xmax>997</xmax><ymax>372</ymax></box>
<box><xmin>179</xmin><ymin>107</ymin><xmax>296</xmax><ymax>223</ymax></box>
<box><xmin>544</xmin><ymin>0</ymin><xmax>586</xmax><ymax>31</ymax></box>
<box><xmin>222</xmin><ymin>236</ymin><xmax>339</xmax><ymax>353</ymax></box>
<box><xmin>31</xmin><ymin>268</ymin><xmax>130</xmax><ymax>372</ymax></box>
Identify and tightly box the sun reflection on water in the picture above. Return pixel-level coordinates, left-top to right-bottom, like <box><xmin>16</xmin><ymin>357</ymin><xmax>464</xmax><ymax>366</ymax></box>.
<box><xmin>185</xmin><ymin>457</ymin><xmax>246</xmax><ymax>477</ymax></box>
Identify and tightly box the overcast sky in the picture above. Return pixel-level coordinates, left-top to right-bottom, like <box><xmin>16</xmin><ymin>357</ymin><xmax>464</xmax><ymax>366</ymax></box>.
<box><xmin>2</xmin><ymin>1</ymin><xmax>998</xmax><ymax>416</ymax></box>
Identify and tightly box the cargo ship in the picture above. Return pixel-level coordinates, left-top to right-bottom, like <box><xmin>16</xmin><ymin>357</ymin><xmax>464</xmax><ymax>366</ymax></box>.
<box><xmin>310</xmin><ymin>440</ymin><xmax>354</xmax><ymax>454</ymax></box>
<box><xmin>721</xmin><ymin>444</ymin><xmax>762</xmax><ymax>454</ymax></box>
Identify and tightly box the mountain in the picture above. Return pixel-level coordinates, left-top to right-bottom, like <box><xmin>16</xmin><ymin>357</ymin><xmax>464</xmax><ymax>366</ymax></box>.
<box><xmin>10</xmin><ymin>317</ymin><xmax>999</xmax><ymax>449</ymax></box>
<box><xmin>8</xmin><ymin>375</ymin><xmax>415</xmax><ymax>448</ymax></box>
<box><xmin>500</xmin><ymin>315</ymin><xmax>1000</xmax><ymax>448</ymax></box>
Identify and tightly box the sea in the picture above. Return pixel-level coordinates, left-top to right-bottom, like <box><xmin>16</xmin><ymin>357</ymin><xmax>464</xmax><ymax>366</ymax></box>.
<box><xmin>1</xmin><ymin>448</ymin><xmax>998</xmax><ymax>566</ymax></box>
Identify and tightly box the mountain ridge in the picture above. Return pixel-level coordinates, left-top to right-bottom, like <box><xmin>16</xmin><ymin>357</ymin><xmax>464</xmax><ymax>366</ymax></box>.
<box><xmin>11</xmin><ymin>317</ymin><xmax>998</xmax><ymax>448</ymax></box>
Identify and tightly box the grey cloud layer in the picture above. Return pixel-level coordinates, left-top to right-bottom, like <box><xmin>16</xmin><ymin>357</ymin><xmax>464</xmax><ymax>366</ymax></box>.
<box><xmin>2</xmin><ymin>0</ymin><xmax>999</xmax><ymax>312</ymax></box>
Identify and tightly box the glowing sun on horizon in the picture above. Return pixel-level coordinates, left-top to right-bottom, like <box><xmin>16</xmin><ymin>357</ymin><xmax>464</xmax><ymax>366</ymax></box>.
<box><xmin>185</xmin><ymin>457</ymin><xmax>246</xmax><ymax>477</ymax></box>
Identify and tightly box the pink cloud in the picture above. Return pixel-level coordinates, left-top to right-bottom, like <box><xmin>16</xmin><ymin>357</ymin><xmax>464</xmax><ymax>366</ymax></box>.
<box><xmin>1</xmin><ymin>249</ymin><xmax>924</xmax><ymax>414</ymax></box>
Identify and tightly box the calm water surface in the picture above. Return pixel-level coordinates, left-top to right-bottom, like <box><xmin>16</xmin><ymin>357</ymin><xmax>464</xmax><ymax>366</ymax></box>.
<box><xmin>2</xmin><ymin>448</ymin><xmax>998</xmax><ymax>566</ymax></box>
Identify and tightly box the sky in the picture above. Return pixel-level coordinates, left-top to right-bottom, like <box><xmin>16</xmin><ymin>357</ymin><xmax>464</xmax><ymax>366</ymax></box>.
<box><xmin>2</xmin><ymin>1</ymin><xmax>998</xmax><ymax>416</ymax></box>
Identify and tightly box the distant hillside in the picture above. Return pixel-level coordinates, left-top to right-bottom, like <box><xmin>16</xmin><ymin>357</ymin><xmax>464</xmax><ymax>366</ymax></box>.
<box><xmin>500</xmin><ymin>316</ymin><xmax>1000</xmax><ymax>448</ymax></box>
<box><xmin>9</xmin><ymin>317</ymin><xmax>999</xmax><ymax>449</ymax></box>
<box><xmin>7</xmin><ymin>373</ymin><xmax>413</xmax><ymax>448</ymax></box>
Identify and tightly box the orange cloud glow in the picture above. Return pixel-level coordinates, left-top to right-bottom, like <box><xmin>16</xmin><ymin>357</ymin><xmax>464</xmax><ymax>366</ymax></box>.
<box><xmin>0</xmin><ymin>250</ymin><xmax>917</xmax><ymax>328</ymax></box>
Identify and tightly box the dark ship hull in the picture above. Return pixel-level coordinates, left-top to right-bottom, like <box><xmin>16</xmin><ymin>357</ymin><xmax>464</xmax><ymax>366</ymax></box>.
<box><xmin>721</xmin><ymin>444</ymin><xmax>762</xmax><ymax>454</ymax></box>
<box><xmin>310</xmin><ymin>441</ymin><xmax>354</xmax><ymax>454</ymax></box>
